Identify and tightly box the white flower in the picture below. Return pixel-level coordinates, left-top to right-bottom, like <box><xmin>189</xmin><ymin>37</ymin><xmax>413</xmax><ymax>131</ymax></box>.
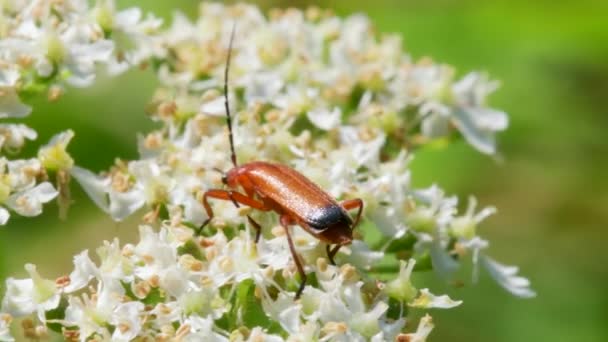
<box><xmin>364</xmin><ymin>151</ymin><xmax>412</xmax><ymax>237</ymax></box>
<box><xmin>182</xmin><ymin>316</ymin><xmax>228</xmax><ymax>342</ymax></box>
<box><xmin>63</xmin><ymin>250</ymin><xmax>98</xmax><ymax>293</ymax></box>
<box><xmin>70</xmin><ymin>166</ymin><xmax>145</xmax><ymax>221</ymax></box>
<box><xmin>98</xmin><ymin>3</ymin><xmax>163</xmax><ymax>74</ymax></box>
<box><xmin>481</xmin><ymin>255</ymin><xmax>536</xmax><ymax>298</ymax></box>
<box><xmin>0</xmin><ymin>124</ymin><xmax>37</xmax><ymax>152</ymax></box>
<box><xmin>64</xmin><ymin>292</ymin><xmax>113</xmax><ymax>339</ymax></box>
<box><xmin>340</xmin><ymin>240</ymin><xmax>384</xmax><ymax>271</ymax></box>
<box><xmin>5</xmin><ymin>182</ymin><xmax>58</xmax><ymax>217</ymax></box>
<box><xmin>6</xmin><ymin>158</ymin><xmax>42</xmax><ymax>190</ymax></box>
<box><xmin>449</xmin><ymin>196</ymin><xmax>496</xmax><ymax>239</ymax></box>
<box><xmin>402</xmin><ymin>314</ymin><xmax>434</xmax><ymax>342</ymax></box>
<box><xmin>451</xmin><ymin>72</ymin><xmax>509</xmax><ymax>154</ymax></box>
<box><xmin>109</xmin><ymin>301</ymin><xmax>145</xmax><ymax>341</ymax></box>
<box><xmin>1</xmin><ymin>264</ymin><xmax>60</xmax><ymax>322</ymax></box>
<box><xmin>242</xmin><ymin>71</ymin><xmax>284</xmax><ymax>104</ymax></box>
<box><xmin>385</xmin><ymin>259</ymin><xmax>418</xmax><ymax>302</ymax></box>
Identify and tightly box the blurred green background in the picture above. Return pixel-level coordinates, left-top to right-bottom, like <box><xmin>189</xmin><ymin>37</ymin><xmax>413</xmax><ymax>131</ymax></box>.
<box><xmin>1</xmin><ymin>0</ymin><xmax>607</xmax><ymax>341</ymax></box>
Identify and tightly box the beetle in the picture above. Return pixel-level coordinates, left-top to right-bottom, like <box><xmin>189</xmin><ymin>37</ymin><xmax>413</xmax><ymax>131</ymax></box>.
<box><xmin>198</xmin><ymin>25</ymin><xmax>364</xmax><ymax>300</ymax></box>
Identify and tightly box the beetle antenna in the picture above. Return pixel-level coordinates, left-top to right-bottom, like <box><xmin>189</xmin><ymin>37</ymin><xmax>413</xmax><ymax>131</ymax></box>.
<box><xmin>224</xmin><ymin>23</ymin><xmax>238</xmax><ymax>167</ymax></box>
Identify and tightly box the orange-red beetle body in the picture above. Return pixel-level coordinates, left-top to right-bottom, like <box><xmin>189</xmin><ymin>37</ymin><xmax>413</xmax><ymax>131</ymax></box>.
<box><xmin>199</xmin><ymin>25</ymin><xmax>364</xmax><ymax>299</ymax></box>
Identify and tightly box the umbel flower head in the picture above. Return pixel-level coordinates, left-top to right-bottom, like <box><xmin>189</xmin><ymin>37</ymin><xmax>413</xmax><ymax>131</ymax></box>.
<box><xmin>0</xmin><ymin>1</ymin><xmax>533</xmax><ymax>341</ymax></box>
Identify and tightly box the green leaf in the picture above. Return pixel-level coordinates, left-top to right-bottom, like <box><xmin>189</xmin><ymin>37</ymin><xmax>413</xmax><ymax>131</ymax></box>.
<box><xmin>45</xmin><ymin>297</ymin><xmax>69</xmax><ymax>333</ymax></box>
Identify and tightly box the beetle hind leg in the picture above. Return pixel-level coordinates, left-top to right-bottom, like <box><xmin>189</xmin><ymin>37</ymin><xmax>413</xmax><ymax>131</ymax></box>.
<box><xmin>281</xmin><ymin>215</ymin><xmax>307</xmax><ymax>300</ymax></box>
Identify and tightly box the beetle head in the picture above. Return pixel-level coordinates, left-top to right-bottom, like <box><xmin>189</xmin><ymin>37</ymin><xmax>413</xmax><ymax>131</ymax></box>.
<box><xmin>317</xmin><ymin>219</ymin><xmax>353</xmax><ymax>245</ymax></box>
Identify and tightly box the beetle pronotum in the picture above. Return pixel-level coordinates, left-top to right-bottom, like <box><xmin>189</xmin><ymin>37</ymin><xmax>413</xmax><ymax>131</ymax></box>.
<box><xmin>199</xmin><ymin>25</ymin><xmax>364</xmax><ymax>299</ymax></box>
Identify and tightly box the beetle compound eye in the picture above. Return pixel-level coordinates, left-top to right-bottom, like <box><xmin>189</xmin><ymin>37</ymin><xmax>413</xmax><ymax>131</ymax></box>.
<box><xmin>221</xmin><ymin>175</ymin><xmax>228</xmax><ymax>185</ymax></box>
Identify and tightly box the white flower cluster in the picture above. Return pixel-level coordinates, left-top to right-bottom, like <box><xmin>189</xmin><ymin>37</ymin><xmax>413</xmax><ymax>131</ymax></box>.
<box><xmin>0</xmin><ymin>2</ymin><xmax>534</xmax><ymax>341</ymax></box>
<box><xmin>0</xmin><ymin>0</ymin><xmax>162</xmax><ymax>116</ymax></box>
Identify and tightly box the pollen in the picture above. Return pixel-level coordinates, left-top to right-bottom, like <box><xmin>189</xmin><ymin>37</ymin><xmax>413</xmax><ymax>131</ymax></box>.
<box><xmin>271</xmin><ymin>225</ymin><xmax>285</xmax><ymax>237</ymax></box>
<box><xmin>144</xmin><ymin>132</ymin><xmax>163</xmax><ymax>149</ymax></box>
<box><xmin>118</xmin><ymin>323</ymin><xmax>131</xmax><ymax>333</ymax></box>
<box><xmin>55</xmin><ymin>275</ymin><xmax>70</xmax><ymax>288</ymax></box>
<box><xmin>62</xmin><ymin>328</ymin><xmax>80</xmax><ymax>342</ymax></box>
<box><xmin>316</xmin><ymin>257</ymin><xmax>328</xmax><ymax>272</ymax></box>
<box><xmin>205</xmin><ymin>246</ymin><xmax>218</xmax><ymax>261</ymax></box>
<box><xmin>158</xmin><ymin>101</ymin><xmax>177</xmax><ymax>119</ymax></box>
<box><xmin>395</xmin><ymin>334</ymin><xmax>412</xmax><ymax>342</ymax></box>
<box><xmin>218</xmin><ymin>256</ymin><xmax>234</xmax><ymax>272</ymax></box>
<box><xmin>340</xmin><ymin>264</ymin><xmax>359</xmax><ymax>282</ymax></box>
<box><xmin>321</xmin><ymin>321</ymin><xmax>348</xmax><ymax>334</ymax></box>
<box><xmin>175</xmin><ymin>324</ymin><xmax>191</xmax><ymax>340</ymax></box>
<box><xmin>0</xmin><ymin>313</ymin><xmax>12</xmax><ymax>324</ymax></box>
<box><xmin>142</xmin><ymin>254</ymin><xmax>155</xmax><ymax>264</ymax></box>
<box><xmin>179</xmin><ymin>254</ymin><xmax>204</xmax><ymax>272</ymax></box>
<box><xmin>200</xmin><ymin>238</ymin><xmax>215</xmax><ymax>248</ymax></box>
<box><xmin>132</xmin><ymin>281</ymin><xmax>151</xmax><ymax>299</ymax></box>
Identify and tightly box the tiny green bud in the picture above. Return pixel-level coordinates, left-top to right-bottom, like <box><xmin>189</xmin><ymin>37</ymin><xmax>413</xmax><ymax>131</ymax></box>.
<box><xmin>95</xmin><ymin>3</ymin><xmax>114</xmax><ymax>33</ymax></box>
<box><xmin>449</xmin><ymin>216</ymin><xmax>476</xmax><ymax>239</ymax></box>
<box><xmin>406</xmin><ymin>209</ymin><xmax>436</xmax><ymax>233</ymax></box>
<box><xmin>385</xmin><ymin>259</ymin><xmax>418</xmax><ymax>302</ymax></box>
<box><xmin>38</xmin><ymin>131</ymin><xmax>75</xmax><ymax>171</ymax></box>
<box><xmin>0</xmin><ymin>174</ymin><xmax>11</xmax><ymax>203</ymax></box>
<box><xmin>44</xmin><ymin>33</ymin><xmax>66</xmax><ymax>64</ymax></box>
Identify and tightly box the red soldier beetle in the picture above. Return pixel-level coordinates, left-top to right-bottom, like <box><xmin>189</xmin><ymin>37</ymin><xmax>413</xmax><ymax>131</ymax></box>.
<box><xmin>198</xmin><ymin>25</ymin><xmax>364</xmax><ymax>300</ymax></box>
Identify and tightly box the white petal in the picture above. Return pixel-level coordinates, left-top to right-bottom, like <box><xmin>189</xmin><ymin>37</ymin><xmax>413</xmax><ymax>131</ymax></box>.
<box><xmin>115</xmin><ymin>8</ymin><xmax>142</xmax><ymax>28</ymax></box>
<box><xmin>200</xmin><ymin>96</ymin><xmax>226</xmax><ymax>116</ymax></box>
<box><xmin>70</xmin><ymin>166</ymin><xmax>111</xmax><ymax>212</ymax></box>
<box><xmin>409</xmin><ymin>288</ymin><xmax>462</xmax><ymax>309</ymax></box>
<box><xmin>481</xmin><ymin>255</ymin><xmax>536</xmax><ymax>298</ymax></box>
<box><xmin>64</xmin><ymin>251</ymin><xmax>98</xmax><ymax>293</ymax></box>
<box><xmin>451</xmin><ymin>107</ymin><xmax>496</xmax><ymax>155</ymax></box>
<box><xmin>429</xmin><ymin>240</ymin><xmax>459</xmax><ymax>278</ymax></box>
<box><xmin>0</xmin><ymin>88</ymin><xmax>31</xmax><ymax>119</ymax></box>
<box><xmin>1</xmin><ymin>278</ymin><xmax>35</xmax><ymax>317</ymax></box>
<box><xmin>0</xmin><ymin>68</ymin><xmax>20</xmax><ymax>87</ymax></box>
<box><xmin>307</xmin><ymin>107</ymin><xmax>342</xmax><ymax>131</ymax></box>
<box><xmin>404</xmin><ymin>314</ymin><xmax>434</xmax><ymax>342</ymax></box>
<box><xmin>342</xmin><ymin>240</ymin><xmax>384</xmax><ymax>270</ymax></box>
<box><xmin>477</xmin><ymin>108</ymin><xmax>508</xmax><ymax>131</ymax></box>
<box><xmin>109</xmin><ymin>302</ymin><xmax>145</xmax><ymax>341</ymax></box>
<box><xmin>108</xmin><ymin>188</ymin><xmax>145</xmax><ymax>221</ymax></box>
<box><xmin>0</xmin><ymin>207</ymin><xmax>10</xmax><ymax>225</ymax></box>
<box><xmin>421</xmin><ymin>112</ymin><xmax>449</xmax><ymax>138</ymax></box>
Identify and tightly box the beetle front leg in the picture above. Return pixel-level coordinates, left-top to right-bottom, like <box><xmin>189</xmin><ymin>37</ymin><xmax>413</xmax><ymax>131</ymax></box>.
<box><xmin>280</xmin><ymin>215</ymin><xmax>307</xmax><ymax>300</ymax></box>
<box><xmin>326</xmin><ymin>244</ymin><xmax>342</xmax><ymax>265</ymax></box>
<box><xmin>197</xmin><ymin>189</ymin><xmax>269</xmax><ymax>235</ymax></box>
<box><xmin>340</xmin><ymin>198</ymin><xmax>364</xmax><ymax>230</ymax></box>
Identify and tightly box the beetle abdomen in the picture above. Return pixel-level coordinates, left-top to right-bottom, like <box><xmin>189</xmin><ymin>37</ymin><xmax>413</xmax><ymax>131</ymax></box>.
<box><xmin>307</xmin><ymin>204</ymin><xmax>352</xmax><ymax>231</ymax></box>
<box><xmin>234</xmin><ymin>161</ymin><xmax>347</xmax><ymax>228</ymax></box>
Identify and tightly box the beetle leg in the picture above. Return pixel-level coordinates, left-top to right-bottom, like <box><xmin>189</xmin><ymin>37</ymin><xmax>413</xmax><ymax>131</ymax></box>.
<box><xmin>280</xmin><ymin>215</ymin><xmax>307</xmax><ymax>300</ymax></box>
<box><xmin>340</xmin><ymin>198</ymin><xmax>364</xmax><ymax>230</ymax></box>
<box><xmin>246</xmin><ymin>215</ymin><xmax>262</xmax><ymax>243</ymax></box>
<box><xmin>198</xmin><ymin>189</ymin><xmax>270</xmax><ymax>235</ymax></box>
<box><xmin>326</xmin><ymin>244</ymin><xmax>342</xmax><ymax>265</ymax></box>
